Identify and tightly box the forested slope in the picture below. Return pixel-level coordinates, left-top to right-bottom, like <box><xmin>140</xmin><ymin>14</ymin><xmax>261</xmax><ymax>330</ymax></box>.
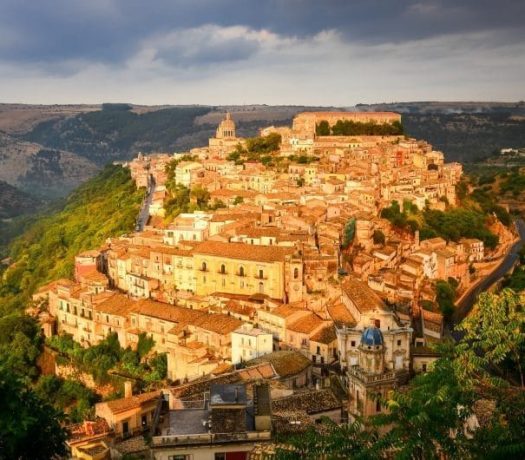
<box><xmin>0</xmin><ymin>165</ymin><xmax>144</xmax><ymax>314</ymax></box>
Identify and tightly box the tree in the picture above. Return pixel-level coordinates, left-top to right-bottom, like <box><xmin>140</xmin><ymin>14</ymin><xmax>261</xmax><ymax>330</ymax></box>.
<box><xmin>372</xmin><ymin>229</ymin><xmax>385</xmax><ymax>246</ymax></box>
<box><xmin>342</xmin><ymin>218</ymin><xmax>356</xmax><ymax>249</ymax></box>
<box><xmin>374</xmin><ymin>346</ymin><xmax>473</xmax><ymax>459</ymax></box>
<box><xmin>435</xmin><ymin>279</ymin><xmax>457</xmax><ymax>318</ymax></box>
<box><xmin>273</xmin><ymin>418</ymin><xmax>377</xmax><ymax>460</ymax></box>
<box><xmin>190</xmin><ymin>185</ymin><xmax>211</xmax><ymax>209</ymax></box>
<box><xmin>0</xmin><ymin>315</ymin><xmax>42</xmax><ymax>381</ymax></box>
<box><xmin>0</xmin><ymin>365</ymin><xmax>67</xmax><ymax>460</ymax></box>
<box><xmin>457</xmin><ymin>289</ymin><xmax>525</xmax><ymax>388</ymax></box>
<box><xmin>315</xmin><ymin>120</ymin><xmax>330</xmax><ymax>136</ymax></box>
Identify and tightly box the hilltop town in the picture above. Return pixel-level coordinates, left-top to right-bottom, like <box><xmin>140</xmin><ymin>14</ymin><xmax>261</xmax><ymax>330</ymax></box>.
<box><xmin>28</xmin><ymin>111</ymin><xmax>517</xmax><ymax>459</ymax></box>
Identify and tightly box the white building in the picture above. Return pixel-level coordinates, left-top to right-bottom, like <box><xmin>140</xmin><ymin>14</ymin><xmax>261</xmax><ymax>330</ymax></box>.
<box><xmin>175</xmin><ymin>161</ymin><xmax>204</xmax><ymax>188</ymax></box>
<box><xmin>231</xmin><ymin>324</ymin><xmax>273</xmax><ymax>365</ymax></box>
<box><xmin>163</xmin><ymin>212</ymin><xmax>211</xmax><ymax>245</ymax></box>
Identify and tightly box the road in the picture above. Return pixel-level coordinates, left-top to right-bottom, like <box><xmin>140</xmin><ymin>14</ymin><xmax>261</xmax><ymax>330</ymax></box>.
<box><xmin>448</xmin><ymin>219</ymin><xmax>525</xmax><ymax>337</ymax></box>
<box><xmin>135</xmin><ymin>176</ymin><xmax>155</xmax><ymax>232</ymax></box>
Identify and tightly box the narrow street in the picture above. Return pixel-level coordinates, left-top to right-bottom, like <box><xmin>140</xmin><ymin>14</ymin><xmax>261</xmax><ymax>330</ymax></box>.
<box><xmin>135</xmin><ymin>175</ymin><xmax>156</xmax><ymax>232</ymax></box>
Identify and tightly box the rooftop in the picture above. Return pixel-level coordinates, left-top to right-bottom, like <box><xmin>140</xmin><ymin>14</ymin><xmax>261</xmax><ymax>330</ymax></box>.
<box><xmin>194</xmin><ymin>240</ymin><xmax>295</xmax><ymax>263</ymax></box>
<box><xmin>342</xmin><ymin>276</ymin><xmax>387</xmax><ymax>313</ymax></box>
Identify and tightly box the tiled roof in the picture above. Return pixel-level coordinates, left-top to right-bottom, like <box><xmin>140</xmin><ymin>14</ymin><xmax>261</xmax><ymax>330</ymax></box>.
<box><xmin>94</xmin><ymin>293</ymin><xmax>138</xmax><ymax>317</ymax></box>
<box><xmin>102</xmin><ymin>390</ymin><xmax>160</xmax><ymax>414</ymax></box>
<box><xmin>269</xmin><ymin>304</ymin><xmax>308</xmax><ymax>319</ymax></box>
<box><xmin>194</xmin><ymin>240</ymin><xmax>294</xmax><ymax>262</ymax></box>
<box><xmin>287</xmin><ymin>313</ymin><xmax>325</xmax><ymax>334</ymax></box>
<box><xmin>193</xmin><ymin>313</ymin><xmax>243</xmax><ymax>335</ymax></box>
<box><xmin>342</xmin><ymin>276</ymin><xmax>387</xmax><ymax>313</ymax></box>
<box><xmin>136</xmin><ymin>298</ymin><xmax>205</xmax><ymax>324</ymax></box>
<box><xmin>310</xmin><ymin>325</ymin><xmax>337</xmax><ymax>344</ymax></box>
<box><xmin>272</xmin><ymin>388</ymin><xmax>341</xmax><ymax>415</ymax></box>
<box><xmin>245</xmin><ymin>351</ymin><xmax>311</xmax><ymax>378</ymax></box>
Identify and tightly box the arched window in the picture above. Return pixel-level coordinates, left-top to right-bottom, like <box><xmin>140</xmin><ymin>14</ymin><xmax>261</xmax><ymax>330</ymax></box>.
<box><xmin>259</xmin><ymin>282</ymin><xmax>264</xmax><ymax>294</ymax></box>
<box><xmin>220</xmin><ymin>264</ymin><xmax>226</xmax><ymax>274</ymax></box>
<box><xmin>201</xmin><ymin>261</ymin><xmax>207</xmax><ymax>272</ymax></box>
<box><xmin>239</xmin><ymin>266</ymin><xmax>245</xmax><ymax>277</ymax></box>
<box><xmin>294</xmin><ymin>267</ymin><xmax>299</xmax><ymax>279</ymax></box>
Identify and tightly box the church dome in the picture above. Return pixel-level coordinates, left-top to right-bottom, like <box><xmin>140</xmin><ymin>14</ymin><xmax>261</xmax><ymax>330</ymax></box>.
<box><xmin>361</xmin><ymin>327</ymin><xmax>383</xmax><ymax>346</ymax></box>
<box><xmin>216</xmin><ymin>112</ymin><xmax>236</xmax><ymax>138</ymax></box>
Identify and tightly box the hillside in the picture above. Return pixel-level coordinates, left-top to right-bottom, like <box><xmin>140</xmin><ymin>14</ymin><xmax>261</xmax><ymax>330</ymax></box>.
<box><xmin>23</xmin><ymin>104</ymin><xmax>214</xmax><ymax>165</ymax></box>
<box><xmin>356</xmin><ymin>102</ymin><xmax>525</xmax><ymax>162</ymax></box>
<box><xmin>2</xmin><ymin>102</ymin><xmax>525</xmax><ymax>202</ymax></box>
<box><xmin>0</xmin><ymin>180</ymin><xmax>40</xmax><ymax>219</ymax></box>
<box><xmin>0</xmin><ymin>165</ymin><xmax>144</xmax><ymax>314</ymax></box>
<box><xmin>0</xmin><ymin>132</ymin><xmax>98</xmax><ymax>199</ymax></box>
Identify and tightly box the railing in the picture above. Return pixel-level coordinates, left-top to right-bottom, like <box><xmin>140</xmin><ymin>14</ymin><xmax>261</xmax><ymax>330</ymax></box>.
<box><xmin>347</xmin><ymin>366</ymin><xmax>408</xmax><ymax>384</ymax></box>
<box><xmin>151</xmin><ymin>430</ymin><xmax>271</xmax><ymax>447</ymax></box>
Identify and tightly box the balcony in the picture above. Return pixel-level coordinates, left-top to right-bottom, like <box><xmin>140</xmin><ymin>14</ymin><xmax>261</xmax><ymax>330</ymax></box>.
<box><xmin>151</xmin><ymin>430</ymin><xmax>271</xmax><ymax>447</ymax></box>
<box><xmin>347</xmin><ymin>366</ymin><xmax>409</xmax><ymax>385</ymax></box>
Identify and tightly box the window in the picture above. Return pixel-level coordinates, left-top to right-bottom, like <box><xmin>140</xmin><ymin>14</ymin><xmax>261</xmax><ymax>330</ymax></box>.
<box><xmin>259</xmin><ymin>269</ymin><xmax>264</xmax><ymax>279</ymax></box>
<box><xmin>376</xmin><ymin>399</ymin><xmax>381</xmax><ymax>413</ymax></box>
<box><xmin>294</xmin><ymin>267</ymin><xmax>299</xmax><ymax>279</ymax></box>
<box><xmin>239</xmin><ymin>266</ymin><xmax>245</xmax><ymax>277</ymax></box>
<box><xmin>316</xmin><ymin>346</ymin><xmax>321</xmax><ymax>355</ymax></box>
<box><xmin>397</xmin><ymin>339</ymin><xmax>401</xmax><ymax>347</ymax></box>
<box><xmin>220</xmin><ymin>264</ymin><xmax>226</xmax><ymax>274</ymax></box>
<box><xmin>422</xmin><ymin>363</ymin><xmax>427</xmax><ymax>372</ymax></box>
<box><xmin>259</xmin><ymin>282</ymin><xmax>264</xmax><ymax>294</ymax></box>
<box><xmin>351</xmin><ymin>340</ymin><xmax>356</xmax><ymax>347</ymax></box>
<box><xmin>215</xmin><ymin>454</ymin><xmax>226</xmax><ymax>460</ymax></box>
<box><xmin>201</xmin><ymin>261</ymin><xmax>207</xmax><ymax>271</ymax></box>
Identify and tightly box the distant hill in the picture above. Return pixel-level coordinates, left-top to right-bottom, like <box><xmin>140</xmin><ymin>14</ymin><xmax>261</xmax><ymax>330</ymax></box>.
<box><xmin>2</xmin><ymin>101</ymin><xmax>525</xmax><ymax>202</ymax></box>
<box><xmin>356</xmin><ymin>102</ymin><xmax>525</xmax><ymax>162</ymax></box>
<box><xmin>0</xmin><ymin>132</ymin><xmax>98</xmax><ymax>199</ymax></box>
<box><xmin>0</xmin><ymin>180</ymin><xmax>40</xmax><ymax>219</ymax></box>
<box><xmin>23</xmin><ymin>105</ymin><xmax>214</xmax><ymax>165</ymax></box>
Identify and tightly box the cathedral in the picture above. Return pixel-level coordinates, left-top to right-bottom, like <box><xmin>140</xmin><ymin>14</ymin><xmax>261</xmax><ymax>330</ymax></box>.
<box><xmin>208</xmin><ymin>112</ymin><xmax>246</xmax><ymax>157</ymax></box>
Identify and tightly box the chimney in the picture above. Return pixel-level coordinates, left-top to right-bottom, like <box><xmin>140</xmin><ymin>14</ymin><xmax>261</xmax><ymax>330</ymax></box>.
<box><xmin>124</xmin><ymin>381</ymin><xmax>133</xmax><ymax>399</ymax></box>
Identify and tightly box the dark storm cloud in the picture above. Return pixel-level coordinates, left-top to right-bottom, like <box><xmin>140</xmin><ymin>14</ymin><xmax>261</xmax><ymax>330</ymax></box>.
<box><xmin>0</xmin><ymin>0</ymin><xmax>524</xmax><ymax>67</ymax></box>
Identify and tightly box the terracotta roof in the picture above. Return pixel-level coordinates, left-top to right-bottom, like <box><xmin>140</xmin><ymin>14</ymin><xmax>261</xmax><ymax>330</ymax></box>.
<box><xmin>136</xmin><ymin>298</ymin><xmax>205</xmax><ymax>324</ymax></box>
<box><xmin>342</xmin><ymin>276</ymin><xmax>387</xmax><ymax>313</ymax></box>
<box><xmin>273</xmin><ymin>388</ymin><xmax>341</xmax><ymax>415</ymax></box>
<box><xmin>287</xmin><ymin>313</ymin><xmax>325</xmax><ymax>335</ymax></box>
<box><xmin>194</xmin><ymin>240</ymin><xmax>294</xmax><ymax>262</ymax></box>
<box><xmin>245</xmin><ymin>351</ymin><xmax>311</xmax><ymax>378</ymax></box>
<box><xmin>102</xmin><ymin>390</ymin><xmax>160</xmax><ymax>414</ymax></box>
<box><xmin>193</xmin><ymin>314</ymin><xmax>243</xmax><ymax>335</ymax></box>
<box><xmin>310</xmin><ymin>325</ymin><xmax>337</xmax><ymax>344</ymax></box>
<box><xmin>327</xmin><ymin>301</ymin><xmax>357</xmax><ymax>327</ymax></box>
<box><xmin>94</xmin><ymin>293</ymin><xmax>138</xmax><ymax>317</ymax></box>
<box><xmin>269</xmin><ymin>304</ymin><xmax>308</xmax><ymax>319</ymax></box>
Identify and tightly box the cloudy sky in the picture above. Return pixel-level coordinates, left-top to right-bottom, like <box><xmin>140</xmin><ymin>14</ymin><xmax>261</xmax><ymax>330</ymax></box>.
<box><xmin>0</xmin><ymin>0</ymin><xmax>523</xmax><ymax>105</ymax></box>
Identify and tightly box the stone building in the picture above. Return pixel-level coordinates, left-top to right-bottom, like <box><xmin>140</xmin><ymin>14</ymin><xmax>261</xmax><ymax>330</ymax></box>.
<box><xmin>335</xmin><ymin>277</ymin><xmax>412</xmax><ymax>418</ymax></box>
<box><xmin>208</xmin><ymin>112</ymin><xmax>246</xmax><ymax>157</ymax></box>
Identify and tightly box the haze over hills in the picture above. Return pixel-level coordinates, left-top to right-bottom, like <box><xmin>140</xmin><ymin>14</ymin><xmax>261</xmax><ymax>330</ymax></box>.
<box><xmin>1</xmin><ymin>101</ymin><xmax>525</xmax><ymax>202</ymax></box>
<box><xmin>0</xmin><ymin>180</ymin><xmax>40</xmax><ymax>219</ymax></box>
